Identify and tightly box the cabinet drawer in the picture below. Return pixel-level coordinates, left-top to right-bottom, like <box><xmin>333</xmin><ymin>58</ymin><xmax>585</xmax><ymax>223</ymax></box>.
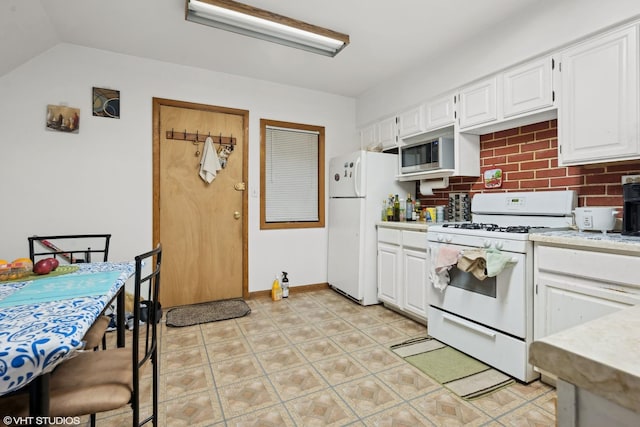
<box><xmin>378</xmin><ymin>227</ymin><xmax>401</xmax><ymax>245</ymax></box>
<box><xmin>536</xmin><ymin>245</ymin><xmax>640</xmax><ymax>288</ymax></box>
<box><xmin>428</xmin><ymin>306</ymin><xmax>538</xmax><ymax>382</ymax></box>
<box><xmin>402</xmin><ymin>230</ymin><xmax>427</xmax><ymax>250</ymax></box>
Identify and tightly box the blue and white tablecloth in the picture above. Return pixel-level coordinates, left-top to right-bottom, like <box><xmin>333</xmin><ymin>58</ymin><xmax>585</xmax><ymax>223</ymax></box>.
<box><xmin>0</xmin><ymin>261</ymin><xmax>135</xmax><ymax>396</ymax></box>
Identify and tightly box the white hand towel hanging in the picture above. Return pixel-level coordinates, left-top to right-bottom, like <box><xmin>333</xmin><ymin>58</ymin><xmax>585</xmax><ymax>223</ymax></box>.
<box><xmin>199</xmin><ymin>136</ymin><xmax>222</xmax><ymax>184</ymax></box>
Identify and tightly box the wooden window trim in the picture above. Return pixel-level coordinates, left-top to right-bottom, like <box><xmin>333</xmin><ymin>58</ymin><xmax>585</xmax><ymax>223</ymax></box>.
<box><xmin>260</xmin><ymin>118</ymin><xmax>325</xmax><ymax>230</ymax></box>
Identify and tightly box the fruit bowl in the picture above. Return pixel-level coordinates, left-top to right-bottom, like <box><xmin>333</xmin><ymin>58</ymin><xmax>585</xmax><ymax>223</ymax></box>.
<box><xmin>0</xmin><ymin>260</ymin><xmax>33</xmax><ymax>281</ymax></box>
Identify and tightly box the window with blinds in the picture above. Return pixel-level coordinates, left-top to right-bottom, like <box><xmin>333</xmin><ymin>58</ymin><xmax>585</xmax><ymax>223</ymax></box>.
<box><xmin>260</xmin><ymin>119</ymin><xmax>325</xmax><ymax>229</ymax></box>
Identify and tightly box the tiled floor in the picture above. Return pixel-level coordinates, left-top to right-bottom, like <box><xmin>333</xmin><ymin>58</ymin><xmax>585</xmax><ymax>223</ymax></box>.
<box><xmin>99</xmin><ymin>288</ymin><xmax>556</xmax><ymax>426</ymax></box>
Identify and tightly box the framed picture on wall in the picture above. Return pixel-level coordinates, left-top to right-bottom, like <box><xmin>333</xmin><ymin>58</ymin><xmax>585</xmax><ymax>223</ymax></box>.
<box><xmin>92</xmin><ymin>87</ymin><xmax>120</xmax><ymax>118</ymax></box>
<box><xmin>46</xmin><ymin>105</ymin><xmax>80</xmax><ymax>133</ymax></box>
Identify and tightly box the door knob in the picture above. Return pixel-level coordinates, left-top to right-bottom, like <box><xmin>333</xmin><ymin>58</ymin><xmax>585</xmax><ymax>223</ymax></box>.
<box><xmin>234</xmin><ymin>182</ymin><xmax>246</xmax><ymax>191</ymax></box>
<box><xmin>234</xmin><ymin>211</ymin><xmax>241</xmax><ymax>219</ymax></box>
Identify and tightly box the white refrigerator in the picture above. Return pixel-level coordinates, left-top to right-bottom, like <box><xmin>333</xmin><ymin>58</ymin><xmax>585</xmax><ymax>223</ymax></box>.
<box><xmin>327</xmin><ymin>150</ymin><xmax>413</xmax><ymax>305</ymax></box>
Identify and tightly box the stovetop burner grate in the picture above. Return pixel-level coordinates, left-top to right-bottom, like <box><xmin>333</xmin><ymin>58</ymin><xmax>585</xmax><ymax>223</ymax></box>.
<box><xmin>442</xmin><ymin>223</ymin><xmax>551</xmax><ymax>233</ymax></box>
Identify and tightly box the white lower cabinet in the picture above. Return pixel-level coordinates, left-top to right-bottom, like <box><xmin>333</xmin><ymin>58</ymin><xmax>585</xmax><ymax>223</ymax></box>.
<box><xmin>534</xmin><ymin>243</ymin><xmax>640</xmax><ymax>340</ymax></box>
<box><xmin>377</xmin><ymin>241</ymin><xmax>401</xmax><ymax>305</ymax></box>
<box><xmin>377</xmin><ymin>227</ymin><xmax>429</xmax><ymax>321</ymax></box>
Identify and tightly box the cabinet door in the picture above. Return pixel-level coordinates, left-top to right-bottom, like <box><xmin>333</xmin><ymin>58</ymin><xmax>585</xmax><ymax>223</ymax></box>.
<box><xmin>377</xmin><ymin>242</ymin><xmax>401</xmax><ymax>305</ymax></box>
<box><xmin>459</xmin><ymin>76</ymin><xmax>498</xmax><ymax>128</ymax></box>
<box><xmin>535</xmin><ymin>273</ymin><xmax>636</xmax><ymax>339</ymax></box>
<box><xmin>402</xmin><ymin>248</ymin><xmax>428</xmax><ymax>320</ymax></box>
<box><xmin>360</xmin><ymin>124</ymin><xmax>378</xmax><ymax>150</ymax></box>
<box><xmin>378</xmin><ymin>116</ymin><xmax>398</xmax><ymax>150</ymax></box>
<box><xmin>558</xmin><ymin>25</ymin><xmax>639</xmax><ymax>165</ymax></box>
<box><xmin>426</xmin><ymin>94</ymin><xmax>455</xmax><ymax>130</ymax></box>
<box><xmin>503</xmin><ymin>56</ymin><xmax>554</xmax><ymax>117</ymax></box>
<box><xmin>398</xmin><ymin>105</ymin><xmax>426</xmax><ymax>138</ymax></box>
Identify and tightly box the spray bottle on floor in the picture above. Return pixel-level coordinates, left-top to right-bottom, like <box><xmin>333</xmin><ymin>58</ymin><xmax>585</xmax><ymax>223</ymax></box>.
<box><xmin>271</xmin><ymin>274</ymin><xmax>282</xmax><ymax>301</ymax></box>
<box><xmin>281</xmin><ymin>272</ymin><xmax>289</xmax><ymax>298</ymax></box>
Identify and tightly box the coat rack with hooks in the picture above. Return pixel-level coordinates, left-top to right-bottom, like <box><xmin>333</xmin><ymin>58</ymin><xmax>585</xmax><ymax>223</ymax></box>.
<box><xmin>165</xmin><ymin>129</ymin><xmax>236</xmax><ymax>146</ymax></box>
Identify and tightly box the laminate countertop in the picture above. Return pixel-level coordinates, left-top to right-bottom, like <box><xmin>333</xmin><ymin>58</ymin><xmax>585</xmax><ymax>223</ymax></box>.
<box><xmin>529</xmin><ymin>304</ymin><xmax>640</xmax><ymax>414</ymax></box>
<box><xmin>530</xmin><ymin>229</ymin><xmax>640</xmax><ymax>254</ymax></box>
<box><xmin>376</xmin><ymin>221</ymin><xmax>429</xmax><ymax>231</ymax></box>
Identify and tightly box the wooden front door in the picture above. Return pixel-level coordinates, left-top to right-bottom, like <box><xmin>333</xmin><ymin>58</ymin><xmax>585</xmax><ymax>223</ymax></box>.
<box><xmin>153</xmin><ymin>98</ymin><xmax>248</xmax><ymax>307</ymax></box>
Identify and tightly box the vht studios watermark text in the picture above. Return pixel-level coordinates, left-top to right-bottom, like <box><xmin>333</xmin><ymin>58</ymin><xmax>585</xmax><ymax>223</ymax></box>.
<box><xmin>3</xmin><ymin>416</ymin><xmax>81</xmax><ymax>425</ymax></box>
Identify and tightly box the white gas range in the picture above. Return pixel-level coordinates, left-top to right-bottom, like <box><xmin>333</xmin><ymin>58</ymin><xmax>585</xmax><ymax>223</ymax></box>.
<box><xmin>426</xmin><ymin>190</ymin><xmax>577</xmax><ymax>382</ymax></box>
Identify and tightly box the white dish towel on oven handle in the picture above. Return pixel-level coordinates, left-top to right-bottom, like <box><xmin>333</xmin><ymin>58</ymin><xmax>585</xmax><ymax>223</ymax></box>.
<box><xmin>485</xmin><ymin>248</ymin><xmax>517</xmax><ymax>277</ymax></box>
<box><xmin>429</xmin><ymin>245</ymin><xmax>460</xmax><ymax>291</ymax></box>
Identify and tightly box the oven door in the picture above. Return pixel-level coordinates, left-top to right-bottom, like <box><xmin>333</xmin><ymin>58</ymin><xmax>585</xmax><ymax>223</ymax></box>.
<box><xmin>428</xmin><ymin>241</ymin><xmax>529</xmax><ymax>338</ymax></box>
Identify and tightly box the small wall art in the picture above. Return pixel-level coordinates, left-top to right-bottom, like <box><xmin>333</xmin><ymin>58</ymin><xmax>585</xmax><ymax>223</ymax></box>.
<box><xmin>46</xmin><ymin>105</ymin><xmax>80</xmax><ymax>134</ymax></box>
<box><xmin>92</xmin><ymin>87</ymin><xmax>120</xmax><ymax>119</ymax></box>
<box><xmin>484</xmin><ymin>168</ymin><xmax>503</xmax><ymax>188</ymax></box>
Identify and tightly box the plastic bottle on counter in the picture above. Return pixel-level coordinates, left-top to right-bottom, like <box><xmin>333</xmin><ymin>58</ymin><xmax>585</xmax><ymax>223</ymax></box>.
<box><xmin>281</xmin><ymin>271</ymin><xmax>289</xmax><ymax>298</ymax></box>
<box><xmin>399</xmin><ymin>198</ymin><xmax>406</xmax><ymax>221</ymax></box>
<box><xmin>271</xmin><ymin>274</ymin><xmax>282</xmax><ymax>301</ymax></box>
<box><xmin>436</xmin><ymin>205</ymin><xmax>445</xmax><ymax>222</ymax></box>
<box><xmin>381</xmin><ymin>199</ymin><xmax>387</xmax><ymax>221</ymax></box>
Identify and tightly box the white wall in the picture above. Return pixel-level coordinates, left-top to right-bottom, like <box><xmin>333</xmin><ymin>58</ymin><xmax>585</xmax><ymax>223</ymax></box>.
<box><xmin>0</xmin><ymin>44</ymin><xmax>358</xmax><ymax>293</ymax></box>
<box><xmin>356</xmin><ymin>0</ymin><xmax>640</xmax><ymax>126</ymax></box>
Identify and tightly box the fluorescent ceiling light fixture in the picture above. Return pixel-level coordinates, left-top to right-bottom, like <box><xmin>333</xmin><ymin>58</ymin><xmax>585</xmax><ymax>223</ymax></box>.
<box><xmin>185</xmin><ymin>0</ymin><xmax>350</xmax><ymax>57</ymax></box>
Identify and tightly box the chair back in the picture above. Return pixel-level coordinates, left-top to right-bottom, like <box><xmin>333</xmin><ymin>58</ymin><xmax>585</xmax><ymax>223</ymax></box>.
<box><xmin>131</xmin><ymin>244</ymin><xmax>162</xmax><ymax>426</ymax></box>
<box><xmin>28</xmin><ymin>234</ymin><xmax>111</xmax><ymax>264</ymax></box>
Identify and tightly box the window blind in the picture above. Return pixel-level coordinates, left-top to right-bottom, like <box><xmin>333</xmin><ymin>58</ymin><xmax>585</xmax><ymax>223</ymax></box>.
<box><xmin>265</xmin><ymin>126</ymin><xmax>319</xmax><ymax>222</ymax></box>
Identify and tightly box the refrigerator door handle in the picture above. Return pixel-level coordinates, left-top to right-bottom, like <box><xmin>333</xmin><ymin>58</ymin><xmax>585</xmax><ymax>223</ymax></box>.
<box><xmin>354</xmin><ymin>157</ymin><xmax>362</xmax><ymax>197</ymax></box>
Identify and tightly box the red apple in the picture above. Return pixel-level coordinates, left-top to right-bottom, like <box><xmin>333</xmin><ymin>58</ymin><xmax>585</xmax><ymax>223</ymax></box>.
<box><xmin>33</xmin><ymin>259</ymin><xmax>54</xmax><ymax>275</ymax></box>
<box><xmin>47</xmin><ymin>258</ymin><xmax>59</xmax><ymax>271</ymax></box>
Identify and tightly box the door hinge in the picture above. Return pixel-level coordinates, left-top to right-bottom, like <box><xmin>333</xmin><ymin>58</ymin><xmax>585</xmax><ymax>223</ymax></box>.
<box><xmin>551</xmin><ymin>58</ymin><xmax>555</xmax><ymax>70</ymax></box>
<box><xmin>559</xmin><ymin>145</ymin><xmax>562</xmax><ymax>154</ymax></box>
<box><xmin>454</xmin><ymin>111</ymin><xmax>457</xmax><ymax>119</ymax></box>
<box><xmin>558</xmin><ymin>62</ymin><xmax>562</xmax><ymax>72</ymax></box>
<box><xmin>535</xmin><ymin>284</ymin><xmax>538</xmax><ymax>295</ymax></box>
<box><xmin>552</xmin><ymin>91</ymin><xmax>555</xmax><ymax>102</ymax></box>
<box><xmin>454</xmin><ymin>95</ymin><xmax>457</xmax><ymax>104</ymax></box>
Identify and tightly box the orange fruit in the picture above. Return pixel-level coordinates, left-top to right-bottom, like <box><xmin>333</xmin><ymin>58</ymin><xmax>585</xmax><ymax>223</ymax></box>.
<box><xmin>12</xmin><ymin>257</ymin><xmax>32</xmax><ymax>264</ymax></box>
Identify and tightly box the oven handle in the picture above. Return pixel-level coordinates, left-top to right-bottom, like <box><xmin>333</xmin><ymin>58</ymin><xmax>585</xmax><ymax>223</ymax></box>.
<box><xmin>442</xmin><ymin>312</ymin><xmax>497</xmax><ymax>339</ymax></box>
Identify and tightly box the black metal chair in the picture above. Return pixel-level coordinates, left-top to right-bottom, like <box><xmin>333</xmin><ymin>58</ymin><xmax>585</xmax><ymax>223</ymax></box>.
<box><xmin>28</xmin><ymin>234</ymin><xmax>111</xmax><ymax>264</ymax></box>
<box><xmin>0</xmin><ymin>244</ymin><xmax>163</xmax><ymax>427</ymax></box>
<box><xmin>28</xmin><ymin>234</ymin><xmax>112</xmax><ymax>350</ymax></box>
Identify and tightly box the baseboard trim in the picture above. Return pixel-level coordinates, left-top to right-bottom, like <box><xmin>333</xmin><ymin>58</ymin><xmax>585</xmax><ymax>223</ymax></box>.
<box><xmin>248</xmin><ymin>282</ymin><xmax>330</xmax><ymax>299</ymax></box>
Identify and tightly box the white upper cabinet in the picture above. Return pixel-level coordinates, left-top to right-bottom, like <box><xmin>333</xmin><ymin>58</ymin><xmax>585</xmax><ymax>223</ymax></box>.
<box><xmin>360</xmin><ymin>115</ymin><xmax>398</xmax><ymax>151</ymax></box>
<box><xmin>398</xmin><ymin>105</ymin><xmax>426</xmax><ymax>139</ymax></box>
<box><xmin>459</xmin><ymin>56</ymin><xmax>555</xmax><ymax>133</ymax></box>
<box><xmin>378</xmin><ymin>116</ymin><xmax>398</xmax><ymax>150</ymax></box>
<box><xmin>458</xmin><ymin>76</ymin><xmax>498</xmax><ymax>128</ymax></box>
<box><xmin>557</xmin><ymin>24</ymin><xmax>640</xmax><ymax>165</ymax></box>
<box><xmin>425</xmin><ymin>94</ymin><xmax>456</xmax><ymax>130</ymax></box>
<box><xmin>503</xmin><ymin>56</ymin><xmax>554</xmax><ymax>117</ymax></box>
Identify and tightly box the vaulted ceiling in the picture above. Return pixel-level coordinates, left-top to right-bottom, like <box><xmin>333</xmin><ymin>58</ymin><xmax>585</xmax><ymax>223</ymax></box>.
<box><xmin>2</xmin><ymin>0</ymin><xmax>554</xmax><ymax>97</ymax></box>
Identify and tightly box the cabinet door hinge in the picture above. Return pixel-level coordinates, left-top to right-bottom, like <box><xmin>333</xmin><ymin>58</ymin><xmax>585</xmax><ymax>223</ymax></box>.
<box><xmin>535</xmin><ymin>284</ymin><xmax>538</xmax><ymax>295</ymax></box>
<box><xmin>558</xmin><ymin>62</ymin><xmax>562</xmax><ymax>72</ymax></box>
<box><xmin>551</xmin><ymin>58</ymin><xmax>555</xmax><ymax>70</ymax></box>
<box><xmin>552</xmin><ymin>91</ymin><xmax>555</xmax><ymax>102</ymax></box>
<box><xmin>454</xmin><ymin>111</ymin><xmax>457</xmax><ymax>119</ymax></box>
<box><xmin>454</xmin><ymin>95</ymin><xmax>457</xmax><ymax>104</ymax></box>
<box><xmin>559</xmin><ymin>145</ymin><xmax>562</xmax><ymax>154</ymax></box>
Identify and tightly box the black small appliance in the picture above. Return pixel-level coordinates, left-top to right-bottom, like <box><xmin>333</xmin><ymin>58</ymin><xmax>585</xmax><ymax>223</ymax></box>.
<box><xmin>622</xmin><ymin>183</ymin><xmax>640</xmax><ymax>236</ymax></box>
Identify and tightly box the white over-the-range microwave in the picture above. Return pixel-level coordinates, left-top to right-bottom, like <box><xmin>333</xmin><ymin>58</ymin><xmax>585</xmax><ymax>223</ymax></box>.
<box><xmin>400</xmin><ymin>136</ymin><xmax>455</xmax><ymax>174</ymax></box>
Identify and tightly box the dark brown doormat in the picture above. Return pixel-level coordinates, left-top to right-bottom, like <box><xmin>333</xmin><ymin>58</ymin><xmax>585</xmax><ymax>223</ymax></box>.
<box><xmin>165</xmin><ymin>298</ymin><xmax>251</xmax><ymax>327</ymax></box>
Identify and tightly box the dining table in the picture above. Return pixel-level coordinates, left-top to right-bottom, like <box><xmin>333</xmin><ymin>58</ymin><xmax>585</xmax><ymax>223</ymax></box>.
<box><xmin>0</xmin><ymin>261</ymin><xmax>136</xmax><ymax>419</ymax></box>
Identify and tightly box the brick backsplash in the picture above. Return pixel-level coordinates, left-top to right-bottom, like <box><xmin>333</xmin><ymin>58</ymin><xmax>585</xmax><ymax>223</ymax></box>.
<box><xmin>417</xmin><ymin>120</ymin><xmax>640</xmax><ymax>210</ymax></box>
